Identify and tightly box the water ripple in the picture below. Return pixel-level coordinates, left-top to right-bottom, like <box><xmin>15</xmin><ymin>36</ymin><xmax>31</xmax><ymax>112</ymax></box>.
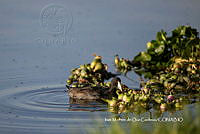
<box><xmin>0</xmin><ymin>85</ymin><xmax>109</xmax><ymax>134</ymax></box>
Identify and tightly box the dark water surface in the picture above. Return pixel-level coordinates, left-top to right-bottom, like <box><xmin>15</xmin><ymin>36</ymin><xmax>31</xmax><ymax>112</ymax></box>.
<box><xmin>0</xmin><ymin>0</ymin><xmax>200</xmax><ymax>133</ymax></box>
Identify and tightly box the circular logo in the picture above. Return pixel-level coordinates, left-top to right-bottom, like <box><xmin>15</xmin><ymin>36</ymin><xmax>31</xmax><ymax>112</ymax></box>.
<box><xmin>40</xmin><ymin>4</ymin><xmax>72</xmax><ymax>35</ymax></box>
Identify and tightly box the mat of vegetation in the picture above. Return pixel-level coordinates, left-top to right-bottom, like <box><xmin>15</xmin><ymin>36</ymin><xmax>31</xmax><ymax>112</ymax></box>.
<box><xmin>66</xmin><ymin>25</ymin><xmax>200</xmax><ymax>114</ymax></box>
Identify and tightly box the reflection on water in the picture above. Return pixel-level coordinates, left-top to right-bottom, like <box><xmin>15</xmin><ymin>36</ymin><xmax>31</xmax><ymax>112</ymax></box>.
<box><xmin>68</xmin><ymin>97</ymin><xmax>107</xmax><ymax>112</ymax></box>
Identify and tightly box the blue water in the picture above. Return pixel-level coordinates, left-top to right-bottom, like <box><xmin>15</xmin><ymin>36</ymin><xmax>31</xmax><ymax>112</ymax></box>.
<box><xmin>0</xmin><ymin>0</ymin><xmax>200</xmax><ymax>133</ymax></box>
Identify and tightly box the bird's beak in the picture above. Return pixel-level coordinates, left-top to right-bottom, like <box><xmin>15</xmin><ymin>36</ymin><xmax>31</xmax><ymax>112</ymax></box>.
<box><xmin>117</xmin><ymin>81</ymin><xmax>122</xmax><ymax>91</ymax></box>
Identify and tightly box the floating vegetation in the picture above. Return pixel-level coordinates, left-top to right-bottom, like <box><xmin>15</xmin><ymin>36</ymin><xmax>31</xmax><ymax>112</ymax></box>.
<box><xmin>66</xmin><ymin>54</ymin><xmax>116</xmax><ymax>88</ymax></box>
<box><xmin>67</xmin><ymin>25</ymin><xmax>200</xmax><ymax>114</ymax></box>
<box><xmin>146</xmin><ymin>57</ymin><xmax>200</xmax><ymax>93</ymax></box>
<box><xmin>114</xmin><ymin>55</ymin><xmax>133</xmax><ymax>75</ymax></box>
<box><xmin>133</xmin><ymin>25</ymin><xmax>200</xmax><ymax>78</ymax></box>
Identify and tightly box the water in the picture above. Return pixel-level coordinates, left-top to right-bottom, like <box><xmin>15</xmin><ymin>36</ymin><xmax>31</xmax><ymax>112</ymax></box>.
<box><xmin>0</xmin><ymin>85</ymin><xmax>109</xmax><ymax>134</ymax></box>
<box><xmin>0</xmin><ymin>0</ymin><xmax>200</xmax><ymax>133</ymax></box>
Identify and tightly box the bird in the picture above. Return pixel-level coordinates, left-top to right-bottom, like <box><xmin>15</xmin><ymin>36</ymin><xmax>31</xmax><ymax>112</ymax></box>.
<box><xmin>66</xmin><ymin>77</ymin><xmax>122</xmax><ymax>100</ymax></box>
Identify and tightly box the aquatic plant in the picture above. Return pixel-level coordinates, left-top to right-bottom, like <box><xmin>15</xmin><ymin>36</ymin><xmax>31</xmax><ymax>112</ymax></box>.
<box><xmin>66</xmin><ymin>25</ymin><xmax>200</xmax><ymax>114</ymax></box>
<box><xmin>66</xmin><ymin>54</ymin><xmax>116</xmax><ymax>88</ymax></box>
<box><xmin>102</xmin><ymin>26</ymin><xmax>200</xmax><ymax>114</ymax></box>
<box><xmin>132</xmin><ymin>25</ymin><xmax>200</xmax><ymax>78</ymax></box>
<box><xmin>114</xmin><ymin>55</ymin><xmax>133</xmax><ymax>74</ymax></box>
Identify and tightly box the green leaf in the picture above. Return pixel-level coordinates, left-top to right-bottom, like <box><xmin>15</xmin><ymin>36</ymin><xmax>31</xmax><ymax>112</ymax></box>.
<box><xmin>147</xmin><ymin>41</ymin><xmax>156</xmax><ymax>55</ymax></box>
<box><xmin>156</xmin><ymin>30</ymin><xmax>167</xmax><ymax>41</ymax></box>
<box><xmin>134</xmin><ymin>52</ymin><xmax>151</xmax><ymax>62</ymax></box>
<box><xmin>146</xmin><ymin>42</ymin><xmax>154</xmax><ymax>50</ymax></box>
<box><xmin>144</xmin><ymin>72</ymin><xmax>152</xmax><ymax>79</ymax></box>
<box><xmin>155</xmin><ymin>44</ymin><xmax>165</xmax><ymax>55</ymax></box>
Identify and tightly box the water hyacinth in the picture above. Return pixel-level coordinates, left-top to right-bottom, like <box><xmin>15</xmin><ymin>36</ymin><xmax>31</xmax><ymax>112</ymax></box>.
<box><xmin>103</xmin><ymin>26</ymin><xmax>199</xmax><ymax>114</ymax></box>
<box><xmin>66</xmin><ymin>25</ymin><xmax>200</xmax><ymax>114</ymax></box>
<box><xmin>114</xmin><ymin>55</ymin><xmax>133</xmax><ymax>75</ymax></box>
<box><xmin>133</xmin><ymin>25</ymin><xmax>200</xmax><ymax>78</ymax></box>
<box><xmin>66</xmin><ymin>54</ymin><xmax>116</xmax><ymax>88</ymax></box>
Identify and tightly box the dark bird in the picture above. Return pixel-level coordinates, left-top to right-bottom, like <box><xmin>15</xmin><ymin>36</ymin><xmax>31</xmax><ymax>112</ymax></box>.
<box><xmin>66</xmin><ymin>77</ymin><xmax>122</xmax><ymax>100</ymax></box>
